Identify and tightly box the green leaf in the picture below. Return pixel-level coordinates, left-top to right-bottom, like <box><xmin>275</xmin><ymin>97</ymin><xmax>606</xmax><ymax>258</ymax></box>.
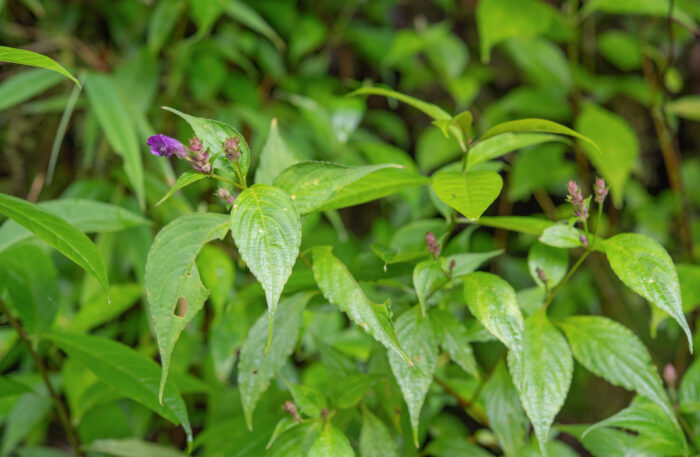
<box><xmin>582</xmin><ymin>0</ymin><xmax>697</xmax><ymax>31</ymax></box>
<box><xmin>481</xmin><ymin>118</ymin><xmax>600</xmax><ymax>152</ymax></box>
<box><xmin>667</xmin><ymin>96</ymin><xmax>700</xmax><ymax>122</ymax></box>
<box><xmin>599</xmin><ymin>233</ymin><xmax>692</xmax><ymax>352</ymax></box>
<box><xmin>46</xmin><ymin>332</ymin><xmax>192</xmax><ymax>443</ymax></box>
<box><xmin>560</xmin><ymin>424</ymin><xmax>657</xmax><ymax>457</ymax></box>
<box><xmin>314</xmin><ymin>168</ymin><xmax>430</xmax><ymax>212</ymax></box>
<box><xmin>148</xmin><ymin>0</ymin><xmax>187</xmax><ymax>53</ymax></box>
<box><xmin>527</xmin><ymin>242</ymin><xmax>568</xmax><ymax>289</ymax></box>
<box><xmin>372</xmin><ymin>245</ymin><xmax>427</xmax><ymax>265</ymax></box>
<box><xmin>0</xmin><ymin>244</ymin><xmax>58</xmax><ymax>334</ymax></box>
<box><xmin>288</xmin><ymin>383</ymin><xmax>327</xmax><ymax>419</ymax></box>
<box><xmin>679</xmin><ymin>358</ymin><xmax>700</xmax><ymax>413</ymax></box>
<box><xmin>508</xmin><ymin>311</ymin><xmax>573</xmax><ymax>456</ymax></box>
<box><xmin>432</xmin><ymin>170</ymin><xmax>503</xmax><ymax>220</ymax></box>
<box><xmin>388</xmin><ymin>306</ymin><xmax>437</xmax><ymax>447</ymax></box>
<box><xmin>584</xmin><ymin>396</ymin><xmax>687</xmax><ymax>456</ymax></box>
<box><xmin>483</xmin><ymin>361</ymin><xmax>528</xmax><ymax>456</ymax></box>
<box><xmin>311</xmin><ymin>246</ymin><xmax>412</xmax><ymax>365</ymax></box>
<box><xmin>267</xmin><ymin>422</ymin><xmax>322</xmax><ymax>457</ymax></box>
<box><xmin>360</xmin><ymin>408</ymin><xmax>399</xmax><ymax>457</ymax></box>
<box><xmin>349</xmin><ymin>86</ymin><xmax>451</xmax><ymax>121</ymax></box>
<box><xmin>0</xmin><ymin>199</ymin><xmax>150</xmax><ymax>254</ymax></box>
<box><xmin>425</xmin><ymin>438</ymin><xmax>494</xmax><ymax>457</ymax></box>
<box><xmin>0</xmin><ymin>377</ymin><xmax>31</xmax><ymax>398</ymax></box>
<box><xmin>477</xmin><ymin>216</ymin><xmax>555</xmax><ymax>235</ymax></box>
<box><xmin>255</xmin><ymin>119</ymin><xmax>298</xmax><ymax>185</ymax></box>
<box><xmin>145</xmin><ymin>213</ymin><xmax>230</xmax><ymax>401</ymax></box>
<box><xmin>446</xmin><ymin>250</ymin><xmax>503</xmax><ymax>276</ymax></box>
<box><xmin>85</xmin><ymin>73</ymin><xmax>145</xmax><ymax>208</ymax></box>
<box><xmin>413</xmin><ymin>259</ymin><xmax>447</xmax><ymax>315</ymax></box>
<box><xmin>539</xmin><ymin>225</ymin><xmax>583</xmax><ymax>248</ymax></box>
<box><xmin>156</xmin><ymin>171</ymin><xmax>208</xmax><ymax>207</ymax></box>
<box><xmin>0</xmin><ymin>69</ymin><xmax>65</xmax><ymax>112</ymax></box>
<box><xmin>463</xmin><ymin>272</ymin><xmax>524</xmax><ymax>355</ymax></box>
<box><xmin>238</xmin><ymin>292</ymin><xmax>312</xmax><ymax>429</ymax></box>
<box><xmin>335</xmin><ymin>375</ymin><xmax>373</xmax><ymax>409</ymax></box>
<box><xmin>225</xmin><ymin>1</ymin><xmax>285</xmax><ymax>50</ymax></box>
<box><xmin>162</xmin><ymin>106</ymin><xmax>251</xmax><ymax>177</ymax></box>
<box><xmin>231</xmin><ymin>184</ymin><xmax>301</xmax><ymax>348</ymax></box>
<box><xmin>84</xmin><ymin>439</ymin><xmax>187</xmax><ymax>457</ymax></box>
<box><xmin>273</xmin><ymin>161</ymin><xmax>401</xmax><ymax>214</ymax></box>
<box><xmin>309</xmin><ymin>423</ymin><xmax>355</xmax><ymax>457</ymax></box>
<box><xmin>0</xmin><ymin>46</ymin><xmax>80</xmax><ymax>86</ymax></box>
<box><xmin>69</xmin><ymin>283</ymin><xmax>142</xmax><ymax>333</ymax></box>
<box><xmin>430</xmin><ymin>309</ymin><xmax>480</xmax><ymax>379</ymax></box>
<box><xmin>466</xmin><ymin>132</ymin><xmax>568</xmax><ymax>171</ymax></box>
<box><xmin>557</xmin><ymin>316</ymin><xmax>673</xmax><ymax>420</ymax></box>
<box><xmin>0</xmin><ymin>193</ymin><xmax>108</xmax><ymax>291</ymax></box>
<box><xmin>2</xmin><ymin>391</ymin><xmax>52</xmax><ymax>455</ymax></box>
<box><xmin>575</xmin><ymin>103</ymin><xmax>639</xmax><ymax>206</ymax></box>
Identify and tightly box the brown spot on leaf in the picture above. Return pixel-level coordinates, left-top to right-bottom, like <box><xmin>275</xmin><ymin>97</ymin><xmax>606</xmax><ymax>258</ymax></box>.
<box><xmin>173</xmin><ymin>297</ymin><xmax>188</xmax><ymax>318</ymax></box>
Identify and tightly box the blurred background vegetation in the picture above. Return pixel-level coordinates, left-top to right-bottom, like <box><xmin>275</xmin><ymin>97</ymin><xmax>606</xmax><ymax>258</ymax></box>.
<box><xmin>1</xmin><ymin>0</ymin><xmax>700</xmax><ymax>455</ymax></box>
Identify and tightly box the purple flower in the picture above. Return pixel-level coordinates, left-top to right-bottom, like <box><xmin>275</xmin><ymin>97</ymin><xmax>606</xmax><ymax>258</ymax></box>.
<box><xmin>223</xmin><ymin>137</ymin><xmax>240</xmax><ymax>161</ymax></box>
<box><xmin>594</xmin><ymin>177</ymin><xmax>609</xmax><ymax>204</ymax></box>
<box><xmin>147</xmin><ymin>134</ymin><xmax>187</xmax><ymax>158</ymax></box>
<box><xmin>189</xmin><ymin>137</ymin><xmax>203</xmax><ymax>153</ymax></box>
<box><xmin>566</xmin><ymin>180</ymin><xmax>588</xmax><ymax>221</ymax></box>
<box><xmin>425</xmin><ymin>231</ymin><xmax>440</xmax><ymax>259</ymax></box>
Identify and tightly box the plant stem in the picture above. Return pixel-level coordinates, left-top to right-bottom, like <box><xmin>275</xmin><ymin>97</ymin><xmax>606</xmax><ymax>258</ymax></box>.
<box><xmin>544</xmin><ymin>250</ymin><xmax>591</xmax><ymax>307</ymax></box>
<box><xmin>433</xmin><ymin>375</ymin><xmax>489</xmax><ymax>426</ymax></box>
<box><xmin>0</xmin><ymin>299</ymin><xmax>84</xmax><ymax>457</ymax></box>
<box><xmin>210</xmin><ymin>173</ymin><xmax>244</xmax><ymax>190</ymax></box>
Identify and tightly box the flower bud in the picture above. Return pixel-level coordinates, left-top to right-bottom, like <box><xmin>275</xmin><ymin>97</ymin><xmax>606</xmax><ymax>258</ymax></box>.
<box><xmin>283</xmin><ymin>401</ymin><xmax>301</xmax><ymax>423</ymax></box>
<box><xmin>535</xmin><ymin>267</ymin><xmax>547</xmax><ymax>285</ymax></box>
<box><xmin>189</xmin><ymin>137</ymin><xmax>203</xmax><ymax>153</ymax></box>
<box><xmin>663</xmin><ymin>364</ymin><xmax>677</xmax><ymax>388</ymax></box>
<box><xmin>567</xmin><ymin>180</ymin><xmax>589</xmax><ymax>221</ymax></box>
<box><xmin>594</xmin><ymin>177</ymin><xmax>609</xmax><ymax>204</ymax></box>
<box><xmin>223</xmin><ymin>137</ymin><xmax>241</xmax><ymax>162</ymax></box>
<box><xmin>217</xmin><ymin>188</ymin><xmax>235</xmax><ymax>205</ymax></box>
<box><xmin>426</xmin><ymin>232</ymin><xmax>440</xmax><ymax>259</ymax></box>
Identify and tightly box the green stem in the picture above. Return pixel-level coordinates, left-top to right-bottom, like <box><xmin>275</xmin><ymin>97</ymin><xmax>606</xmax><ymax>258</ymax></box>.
<box><xmin>0</xmin><ymin>299</ymin><xmax>84</xmax><ymax>457</ymax></box>
<box><xmin>210</xmin><ymin>173</ymin><xmax>244</xmax><ymax>190</ymax></box>
<box><xmin>544</xmin><ymin>250</ymin><xmax>591</xmax><ymax>307</ymax></box>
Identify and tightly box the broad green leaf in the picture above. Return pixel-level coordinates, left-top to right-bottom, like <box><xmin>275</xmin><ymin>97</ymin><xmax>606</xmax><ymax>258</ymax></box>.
<box><xmin>148</xmin><ymin>0</ymin><xmax>187</xmax><ymax>53</ymax></box>
<box><xmin>0</xmin><ymin>69</ymin><xmax>65</xmax><ymax>111</ymax></box>
<box><xmin>0</xmin><ymin>46</ymin><xmax>80</xmax><ymax>86</ymax></box>
<box><xmin>273</xmin><ymin>161</ymin><xmax>400</xmax><ymax>214</ymax></box>
<box><xmin>163</xmin><ymin>106</ymin><xmax>251</xmax><ymax>177</ymax></box>
<box><xmin>255</xmin><ymin>119</ymin><xmax>298</xmax><ymax>185</ymax></box>
<box><xmin>584</xmin><ymin>397</ymin><xmax>687</xmax><ymax>456</ymax></box>
<box><xmin>477</xmin><ymin>216</ymin><xmax>555</xmax><ymax>235</ymax></box>
<box><xmin>508</xmin><ymin>311</ymin><xmax>573</xmax><ymax>456</ymax></box>
<box><xmin>483</xmin><ymin>361</ymin><xmax>528</xmax><ymax>456</ymax></box>
<box><xmin>156</xmin><ymin>171</ymin><xmax>208</xmax><ymax>206</ymax></box>
<box><xmin>267</xmin><ymin>422</ymin><xmax>322</xmax><ymax>457</ymax></box>
<box><xmin>527</xmin><ymin>242</ymin><xmax>568</xmax><ymax>289</ymax></box>
<box><xmin>0</xmin><ymin>193</ymin><xmax>108</xmax><ymax>291</ymax></box>
<box><xmin>575</xmin><ymin>103</ymin><xmax>639</xmax><ymax>206</ymax></box>
<box><xmin>288</xmin><ymin>383</ymin><xmax>326</xmax><ymax>419</ymax></box>
<box><xmin>0</xmin><ymin>377</ymin><xmax>31</xmax><ymax>398</ymax></box>
<box><xmin>599</xmin><ymin>233</ymin><xmax>692</xmax><ymax>351</ymax></box>
<box><xmin>388</xmin><ymin>306</ymin><xmax>438</xmax><ymax>447</ymax></box>
<box><xmin>309</xmin><ymin>423</ymin><xmax>355</xmax><ymax>457</ymax></box>
<box><xmin>413</xmin><ymin>259</ymin><xmax>447</xmax><ymax>315</ymax></box>
<box><xmin>0</xmin><ymin>199</ymin><xmax>150</xmax><ymax>254</ymax></box>
<box><xmin>231</xmin><ymin>184</ymin><xmax>301</xmax><ymax>348</ymax></box>
<box><xmin>47</xmin><ymin>332</ymin><xmax>192</xmax><ymax>442</ymax></box>
<box><xmin>360</xmin><ymin>408</ymin><xmax>399</xmax><ymax>457</ymax></box>
<box><xmin>447</xmin><ymin>250</ymin><xmax>503</xmax><ymax>276</ymax></box>
<box><xmin>476</xmin><ymin>0</ymin><xmax>556</xmax><ymax>62</ymax></box>
<box><xmin>679</xmin><ymin>358</ymin><xmax>700</xmax><ymax>413</ymax></box>
<box><xmin>225</xmin><ymin>1</ymin><xmax>285</xmax><ymax>50</ymax></box>
<box><xmin>539</xmin><ymin>225</ymin><xmax>583</xmax><ymax>248</ymax></box>
<box><xmin>335</xmin><ymin>375</ymin><xmax>374</xmax><ymax>409</ymax></box>
<box><xmin>188</xmin><ymin>0</ymin><xmax>227</xmax><ymax>33</ymax></box>
<box><xmin>582</xmin><ymin>0</ymin><xmax>697</xmax><ymax>31</ymax></box>
<box><xmin>463</xmin><ymin>272</ymin><xmax>524</xmax><ymax>354</ymax></box>
<box><xmin>311</xmin><ymin>246</ymin><xmax>411</xmax><ymax>365</ymax></box>
<box><xmin>315</xmin><ymin>168</ymin><xmax>430</xmax><ymax>212</ymax></box>
<box><xmin>425</xmin><ymin>438</ymin><xmax>494</xmax><ymax>457</ymax></box>
<box><xmin>372</xmin><ymin>245</ymin><xmax>427</xmax><ymax>265</ymax></box>
<box><xmin>0</xmin><ymin>244</ymin><xmax>58</xmax><ymax>334</ymax></box>
<box><xmin>432</xmin><ymin>170</ymin><xmax>503</xmax><ymax>220</ymax></box>
<box><xmin>451</xmin><ymin>110</ymin><xmax>473</xmax><ymax>139</ymax></box>
<box><xmin>69</xmin><ymin>283</ymin><xmax>142</xmax><ymax>332</ymax></box>
<box><xmin>557</xmin><ymin>316</ymin><xmax>673</xmax><ymax>420</ymax></box>
<box><xmin>145</xmin><ymin>212</ymin><xmax>230</xmax><ymax>400</ymax></box>
<box><xmin>2</xmin><ymin>391</ymin><xmax>52</xmax><ymax>455</ymax></box>
<box><xmin>466</xmin><ymin>132</ymin><xmax>567</xmax><ymax>171</ymax></box>
<box><xmin>481</xmin><ymin>118</ymin><xmax>600</xmax><ymax>152</ymax></box>
<box><xmin>85</xmin><ymin>73</ymin><xmax>144</xmax><ymax>208</ymax></box>
<box><xmin>349</xmin><ymin>86</ymin><xmax>451</xmax><ymax>121</ymax></box>
<box><xmin>561</xmin><ymin>424</ymin><xmax>659</xmax><ymax>457</ymax></box>
<box><xmin>195</xmin><ymin>244</ymin><xmax>235</xmax><ymax>312</ymax></box>
<box><xmin>430</xmin><ymin>309</ymin><xmax>480</xmax><ymax>379</ymax></box>
<box><xmin>238</xmin><ymin>292</ymin><xmax>312</xmax><ymax>429</ymax></box>
<box><xmin>84</xmin><ymin>439</ymin><xmax>186</xmax><ymax>457</ymax></box>
<box><xmin>667</xmin><ymin>96</ymin><xmax>700</xmax><ymax>122</ymax></box>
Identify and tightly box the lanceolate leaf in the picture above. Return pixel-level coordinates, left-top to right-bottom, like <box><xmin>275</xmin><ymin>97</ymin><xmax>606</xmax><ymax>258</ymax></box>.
<box><xmin>0</xmin><ymin>198</ymin><xmax>150</xmax><ymax>254</ymax></box>
<box><xmin>557</xmin><ymin>316</ymin><xmax>673</xmax><ymax>420</ymax></box>
<box><xmin>599</xmin><ymin>233</ymin><xmax>692</xmax><ymax>352</ymax></box>
<box><xmin>466</xmin><ymin>132</ymin><xmax>568</xmax><ymax>171</ymax></box>
<box><xmin>508</xmin><ymin>310</ymin><xmax>573</xmax><ymax>456</ymax></box>
<box><xmin>0</xmin><ymin>46</ymin><xmax>80</xmax><ymax>86</ymax></box>
<box><xmin>255</xmin><ymin>118</ymin><xmax>298</xmax><ymax>185</ymax></box>
<box><xmin>477</xmin><ymin>216</ymin><xmax>555</xmax><ymax>235</ymax></box>
<box><xmin>430</xmin><ymin>309</ymin><xmax>480</xmax><ymax>379</ymax></box>
<box><xmin>483</xmin><ymin>361</ymin><xmax>528</xmax><ymax>456</ymax></box>
<box><xmin>308</xmin><ymin>424</ymin><xmax>355</xmax><ymax>457</ymax></box>
<box><xmin>463</xmin><ymin>272</ymin><xmax>524</xmax><ymax>355</ymax></box>
<box><xmin>145</xmin><ymin>213</ymin><xmax>230</xmax><ymax>401</ymax></box>
<box><xmin>311</xmin><ymin>246</ymin><xmax>411</xmax><ymax>365</ymax></box>
<box><xmin>156</xmin><ymin>171</ymin><xmax>208</xmax><ymax>206</ymax></box>
<box><xmin>0</xmin><ymin>69</ymin><xmax>65</xmax><ymax>112</ymax></box>
<box><xmin>413</xmin><ymin>259</ymin><xmax>447</xmax><ymax>315</ymax></box>
<box><xmin>0</xmin><ymin>193</ymin><xmax>108</xmax><ymax>291</ymax></box>
<box><xmin>388</xmin><ymin>306</ymin><xmax>438</xmax><ymax>447</ymax></box>
<box><xmin>163</xmin><ymin>106</ymin><xmax>251</xmax><ymax>177</ymax></box>
<box><xmin>231</xmin><ymin>184</ymin><xmax>301</xmax><ymax>348</ymax></box>
<box><xmin>238</xmin><ymin>292</ymin><xmax>312</xmax><ymax>429</ymax></box>
<box><xmin>432</xmin><ymin>170</ymin><xmax>503</xmax><ymax>220</ymax></box>
<box><xmin>273</xmin><ymin>161</ymin><xmax>401</xmax><ymax>214</ymax></box>
<box><xmin>349</xmin><ymin>86</ymin><xmax>451</xmax><ymax>121</ymax></box>
<box><xmin>679</xmin><ymin>359</ymin><xmax>700</xmax><ymax>413</ymax></box>
<box><xmin>84</xmin><ymin>439</ymin><xmax>187</xmax><ymax>457</ymax></box>
<box><xmin>359</xmin><ymin>408</ymin><xmax>399</xmax><ymax>457</ymax></box>
<box><xmin>47</xmin><ymin>332</ymin><xmax>192</xmax><ymax>443</ymax></box>
<box><xmin>481</xmin><ymin>118</ymin><xmax>600</xmax><ymax>152</ymax></box>
<box><xmin>539</xmin><ymin>225</ymin><xmax>583</xmax><ymax>248</ymax></box>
